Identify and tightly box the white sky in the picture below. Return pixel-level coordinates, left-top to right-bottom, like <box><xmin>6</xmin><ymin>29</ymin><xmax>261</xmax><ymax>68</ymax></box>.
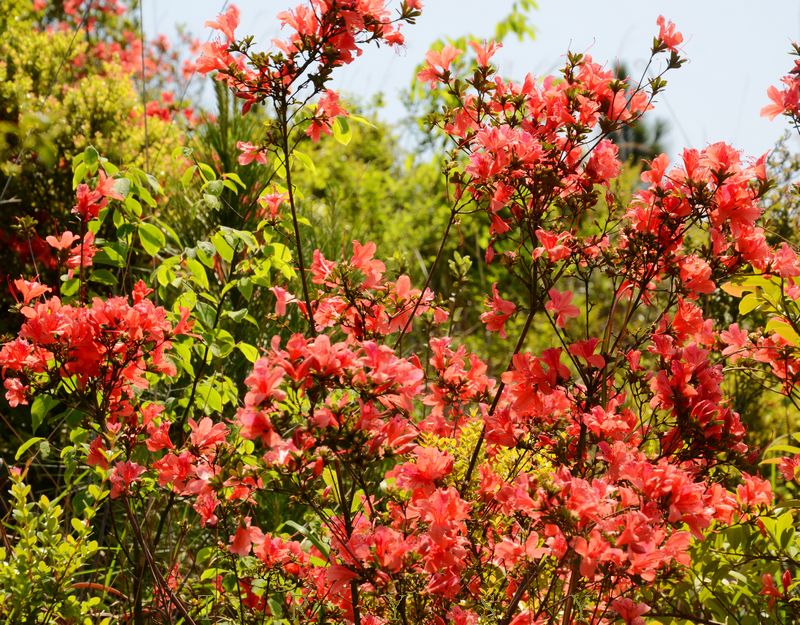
<box><xmin>146</xmin><ymin>0</ymin><xmax>800</xmax><ymax>159</ymax></box>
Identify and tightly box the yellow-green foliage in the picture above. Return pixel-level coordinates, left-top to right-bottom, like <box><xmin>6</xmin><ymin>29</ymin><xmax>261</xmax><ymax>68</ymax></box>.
<box><xmin>419</xmin><ymin>419</ymin><xmax>553</xmax><ymax>493</ymax></box>
<box><xmin>0</xmin><ymin>0</ymin><xmax>183</xmax><ymax>222</ymax></box>
<box><xmin>295</xmin><ymin>118</ymin><xmax>451</xmax><ymax>276</ymax></box>
<box><xmin>0</xmin><ymin>470</ymin><xmax>108</xmax><ymax>624</ymax></box>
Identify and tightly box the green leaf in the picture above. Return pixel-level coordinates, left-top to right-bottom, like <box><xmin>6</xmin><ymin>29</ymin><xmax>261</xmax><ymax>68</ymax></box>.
<box><xmin>72</xmin><ymin>162</ymin><xmax>88</xmax><ymax>189</ymax></box>
<box><xmin>102</xmin><ymin>160</ymin><xmax>120</xmax><ymax>176</ymax></box>
<box><xmin>31</xmin><ymin>396</ymin><xmax>59</xmax><ymax>434</ymax></box>
<box><xmin>220</xmin><ymin>280</ymin><xmax>239</xmax><ymax>298</ymax></box>
<box><xmin>138</xmin><ymin>223</ymin><xmax>166</xmax><ymax>256</ymax></box>
<box><xmin>272</xmin><ymin>154</ymin><xmax>287</xmax><ymax>181</ymax></box>
<box><xmin>196</xmin><ymin>380</ymin><xmax>223</xmax><ymax>413</ymax></box>
<box><xmin>197</xmin><ymin>162</ymin><xmax>217</xmax><ymax>182</ymax></box>
<box><xmin>160</xmin><ymin>222</ymin><xmax>181</xmax><ymax>246</ymax></box>
<box><xmin>781</xmin><ymin>526</ymin><xmax>795</xmax><ymax>550</ymax></box>
<box><xmin>223</xmin><ymin>172</ymin><xmax>246</xmax><ymax>188</ymax></box>
<box><xmin>125</xmin><ymin>195</ymin><xmax>143</xmax><ymax>218</ymax></box>
<box><xmin>15</xmin><ymin>437</ymin><xmax>45</xmax><ymax>461</ymax></box>
<box><xmin>236</xmin><ymin>342</ymin><xmax>259</xmax><ymax>363</ymax></box>
<box><xmin>738</xmin><ymin>293</ymin><xmax>761</xmax><ymax>315</ymax></box>
<box><xmin>212</xmin><ymin>231</ymin><xmax>234</xmax><ymax>262</ymax></box>
<box><xmin>61</xmin><ymin>277</ymin><xmax>80</xmax><ymax>297</ymax></box>
<box><xmin>209</xmin><ymin>329</ymin><xmax>235</xmax><ymax>359</ymax></box>
<box><xmin>174</xmin><ymin>290</ymin><xmax>197</xmax><ymax>312</ymax></box>
<box><xmin>195</xmin><ymin>301</ymin><xmax>217</xmax><ymax>330</ymax></box>
<box><xmin>200</xmin><ymin>567</ymin><xmax>225</xmax><ymax>581</ymax></box>
<box><xmin>348</xmin><ymin>114</ymin><xmax>376</xmax><ymax>129</ymax></box>
<box><xmin>293</xmin><ymin>149</ymin><xmax>316</xmax><ymax>174</ymax></box>
<box><xmin>332</xmin><ymin>116</ymin><xmax>352</xmax><ymax>145</ymax></box>
<box><xmin>180</xmin><ymin>165</ymin><xmax>197</xmax><ymax>187</ymax></box>
<box><xmin>197</xmin><ymin>241</ymin><xmax>216</xmax><ymax>268</ymax></box>
<box><xmin>138</xmin><ymin>185</ymin><xmax>157</xmax><ymax>208</ymax></box>
<box><xmin>237</xmin><ymin>276</ymin><xmax>253</xmax><ymax>300</ymax></box>
<box><xmin>204</xmin><ymin>179</ymin><xmax>224</xmax><ymax>196</ymax></box>
<box><xmin>223</xmin><ymin>309</ymin><xmax>248</xmax><ymax>322</ymax></box>
<box><xmin>84</xmin><ymin>145</ymin><xmax>99</xmax><ymax>167</ymax></box>
<box><xmin>113</xmin><ymin>177</ymin><xmax>131</xmax><ymax>198</ymax></box>
<box><xmin>186</xmin><ymin>257</ymin><xmax>209</xmax><ymax>290</ymax></box>
<box><xmin>64</xmin><ymin>408</ymin><xmax>86</xmax><ymax>429</ymax></box>
<box><xmin>70</xmin><ymin>518</ymin><xmax>87</xmax><ymax>533</ymax></box>
<box><xmin>89</xmin><ymin>269</ymin><xmax>117</xmax><ymax>286</ymax></box>
<box><xmin>221</xmin><ymin>226</ymin><xmax>258</xmax><ymax>250</ymax></box>
<box><xmin>283</xmin><ymin>520</ymin><xmax>330</xmax><ymax>557</ymax></box>
<box><xmin>145</xmin><ymin>173</ymin><xmax>161</xmax><ymax>195</ymax></box>
<box><xmin>268</xmin><ymin>598</ymin><xmax>284</xmax><ymax>618</ymax></box>
<box><xmin>154</xmin><ymin>263</ymin><xmax>175</xmax><ymax>288</ymax></box>
<box><xmin>765</xmin><ymin>318</ymin><xmax>800</xmax><ymax>346</ymax></box>
<box><xmin>94</xmin><ymin>246</ymin><xmax>126</xmax><ymax>267</ymax></box>
<box><xmin>765</xmin><ymin>443</ymin><xmax>800</xmax><ymax>455</ymax></box>
<box><xmin>172</xmin><ymin>340</ymin><xmax>195</xmax><ymax>376</ymax></box>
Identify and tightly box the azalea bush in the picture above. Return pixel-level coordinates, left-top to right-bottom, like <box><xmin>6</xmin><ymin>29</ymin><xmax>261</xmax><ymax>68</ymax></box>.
<box><xmin>0</xmin><ymin>0</ymin><xmax>194</xmax><ymax>328</ymax></box>
<box><xmin>3</xmin><ymin>1</ymin><xmax>800</xmax><ymax>624</ymax></box>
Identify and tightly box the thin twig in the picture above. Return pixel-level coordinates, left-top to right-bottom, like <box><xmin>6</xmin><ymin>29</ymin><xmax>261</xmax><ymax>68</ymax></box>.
<box><xmin>393</xmin><ymin>207</ymin><xmax>458</xmax><ymax>351</ymax></box>
<box><xmin>123</xmin><ymin>498</ymin><xmax>198</xmax><ymax>625</ymax></box>
<box><xmin>279</xmin><ymin>99</ymin><xmax>315</xmax><ymax>334</ymax></box>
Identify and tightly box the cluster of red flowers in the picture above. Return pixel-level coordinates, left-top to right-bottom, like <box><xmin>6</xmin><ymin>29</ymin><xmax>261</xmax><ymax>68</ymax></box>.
<box><xmin>190</xmin><ymin>14</ymin><xmax>784</xmax><ymax>624</ymax></box>
<box><xmin>420</xmin><ymin>41</ymin><xmax>650</xmax><ymax>250</ymax></box>
<box><xmin>306</xmin><ymin>240</ymin><xmax>447</xmax><ymax>338</ymax></box>
<box><xmin>197</xmin><ymin>0</ymin><xmax>421</xmax><ymax>118</ymax></box>
<box><xmin>762</xmin><ymin>43</ymin><xmax>800</xmax><ymax>122</ymax></box>
<box><xmin>0</xmin><ymin>279</ymin><xmax>186</xmax><ymax>410</ymax></box>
